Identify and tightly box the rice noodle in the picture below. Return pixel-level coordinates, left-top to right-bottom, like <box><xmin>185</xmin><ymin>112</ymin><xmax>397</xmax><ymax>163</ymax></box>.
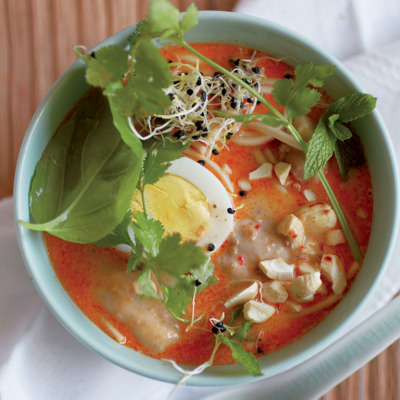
<box><xmin>184</xmin><ymin>148</ymin><xmax>235</xmax><ymax>193</ymax></box>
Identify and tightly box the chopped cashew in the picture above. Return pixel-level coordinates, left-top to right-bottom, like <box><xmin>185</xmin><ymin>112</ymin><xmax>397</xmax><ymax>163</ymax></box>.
<box><xmin>259</xmin><ymin>258</ymin><xmax>295</xmax><ymax>281</ymax></box>
<box><xmin>274</xmin><ymin>162</ymin><xmax>291</xmax><ymax>185</ymax></box>
<box><xmin>224</xmin><ymin>282</ymin><xmax>259</xmax><ymax>308</ymax></box>
<box><xmin>262</xmin><ymin>280</ymin><xmax>288</xmax><ymax>303</ymax></box>
<box><xmin>326</xmin><ymin>229</ymin><xmax>346</xmax><ymax>246</ymax></box>
<box><xmin>277</xmin><ymin>214</ymin><xmax>305</xmax><ymax>247</ymax></box>
<box><xmin>243</xmin><ymin>300</ymin><xmax>275</xmax><ymax>323</ymax></box>
<box><xmin>287</xmin><ymin>272</ymin><xmax>322</xmax><ymax>302</ymax></box>
<box><xmin>320</xmin><ymin>254</ymin><xmax>347</xmax><ymax>294</ymax></box>
<box><xmin>295</xmin><ymin>202</ymin><xmax>337</xmax><ymax>233</ymax></box>
<box><xmin>298</xmin><ymin>262</ymin><xmax>319</xmax><ymax>275</ymax></box>
<box><xmin>254</xmin><ymin>149</ymin><xmax>268</xmax><ymax>164</ymax></box>
<box><xmin>249</xmin><ymin>163</ymin><xmax>273</xmax><ymax>180</ymax></box>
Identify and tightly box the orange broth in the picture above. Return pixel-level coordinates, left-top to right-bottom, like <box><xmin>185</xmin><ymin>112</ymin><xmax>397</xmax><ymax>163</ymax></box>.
<box><xmin>44</xmin><ymin>43</ymin><xmax>373</xmax><ymax>366</ymax></box>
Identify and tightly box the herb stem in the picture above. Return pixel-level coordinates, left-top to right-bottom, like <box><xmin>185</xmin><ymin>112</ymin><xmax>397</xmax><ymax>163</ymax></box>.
<box><xmin>182</xmin><ymin>41</ymin><xmax>362</xmax><ymax>261</ymax></box>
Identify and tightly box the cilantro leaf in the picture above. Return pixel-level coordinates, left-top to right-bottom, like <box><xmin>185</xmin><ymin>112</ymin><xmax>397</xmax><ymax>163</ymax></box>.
<box><xmin>219</xmin><ymin>335</ymin><xmax>262</xmax><ymax>376</ymax></box>
<box><xmin>147</xmin><ymin>0</ymin><xmax>198</xmax><ymax>43</ymax></box>
<box><xmin>136</xmin><ymin>267</ymin><xmax>162</xmax><ymax>300</ymax></box>
<box><xmin>154</xmin><ymin>234</ymin><xmax>210</xmax><ymax>277</ymax></box>
<box><xmin>272</xmin><ymin>62</ymin><xmax>335</xmax><ymax>121</ymax></box>
<box><xmin>95</xmin><ymin>210</ymin><xmax>134</xmax><ymax>248</ymax></box>
<box><xmin>141</xmin><ymin>139</ymin><xmax>190</xmax><ymax>187</ymax></box>
<box><xmin>127</xmin><ymin>20</ymin><xmax>150</xmax><ymax>48</ymax></box>
<box><xmin>131</xmin><ymin>212</ymin><xmax>164</xmax><ymax>258</ymax></box>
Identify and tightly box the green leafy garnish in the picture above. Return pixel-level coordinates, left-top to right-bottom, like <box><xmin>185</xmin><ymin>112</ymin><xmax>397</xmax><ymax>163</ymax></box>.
<box><xmin>19</xmin><ymin>91</ymin><xmax>142</xmax><ymax>243</ymax></box>
<box><xmin>304</xmin><ymin>92</ymin><xmax>376</xmax><ymax>179</ymax></box>
<box><xmin>219</xmin><ymin>335</ymin><xmax>262</xmax><ymax>376</ymax></box>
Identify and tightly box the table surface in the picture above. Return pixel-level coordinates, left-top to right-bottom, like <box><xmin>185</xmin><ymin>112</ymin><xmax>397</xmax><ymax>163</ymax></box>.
<box><xmin>1</xmin><ymin>0</ymin><xmax>398</xmax><ymax>399</ymax></box>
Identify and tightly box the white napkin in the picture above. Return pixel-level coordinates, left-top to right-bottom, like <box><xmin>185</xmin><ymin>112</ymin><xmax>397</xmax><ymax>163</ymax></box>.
<box><xmin>2</xmin><ymin>1</ymin><xmax>400</xmax><ymax>398</ymax></box>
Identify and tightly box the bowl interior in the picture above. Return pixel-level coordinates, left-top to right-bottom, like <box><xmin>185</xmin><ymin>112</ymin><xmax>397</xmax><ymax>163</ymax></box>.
<box><xmin>14</xmin><ymin>11</ymin><xmax>399</xmax><ymax>386</ymax></box>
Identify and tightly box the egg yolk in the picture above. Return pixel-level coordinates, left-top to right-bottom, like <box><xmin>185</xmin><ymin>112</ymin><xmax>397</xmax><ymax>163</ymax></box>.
<box><xmin>130</xmin><ymin>174</ymin><xmax>211</xmax><ymax>242</ymax></box>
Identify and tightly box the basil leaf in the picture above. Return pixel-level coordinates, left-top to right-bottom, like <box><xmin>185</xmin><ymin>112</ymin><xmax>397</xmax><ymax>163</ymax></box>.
<box><xmin>22</xmin><ymin>91</ymin><xmax>142</xmax><ymax>243</ymax></box>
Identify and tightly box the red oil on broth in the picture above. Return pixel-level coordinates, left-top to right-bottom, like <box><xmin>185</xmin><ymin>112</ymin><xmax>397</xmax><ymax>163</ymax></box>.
<box><xmin>43</xmin><ymin>43</ymin><xmax>373</xmax><ymax>366</ymax></box>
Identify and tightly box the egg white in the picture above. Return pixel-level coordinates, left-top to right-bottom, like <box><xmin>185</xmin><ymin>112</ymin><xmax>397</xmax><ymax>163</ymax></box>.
<box><xmin>166</xmin><ymin>157</ymin><xmax>234</xmax><ymax>252</ymax></box>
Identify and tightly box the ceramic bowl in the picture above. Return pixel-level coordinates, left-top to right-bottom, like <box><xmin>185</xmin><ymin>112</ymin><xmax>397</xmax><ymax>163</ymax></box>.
<box><xmin>14</xmin><ymin>11</ymin><xmax>399</xmax><ymax>385</ymax></box>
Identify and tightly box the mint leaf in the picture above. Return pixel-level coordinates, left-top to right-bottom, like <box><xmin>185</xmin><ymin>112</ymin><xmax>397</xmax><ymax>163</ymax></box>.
<box><xmin>326</xmin><ymin>92</ymin><xmax>377</xmax><ymax>123</ymax></box>
<box><xmin>334</xmin><ymin>133</ymin><xmax>366</xmax><ymax>180</ymax></box>
<box><xmin>304</xmin><ymin>119</ymin><xmax>335</xmax><ymax>179</ymax></box>
<box><xmin>219</xmin><ymin>335</ymin><xmax>262</xmax><ymax>376</ymax></box>
<box><xmin>231</xmin><ymin>321</ymin><xmax>254</xmax><ymax>342</ymax></box>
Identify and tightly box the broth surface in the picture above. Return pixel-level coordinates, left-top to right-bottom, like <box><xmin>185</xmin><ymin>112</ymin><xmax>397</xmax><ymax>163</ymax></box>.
<box><xmin>44</xmin><ymin>43</ymin><xmax>373</xmax><ymax>366</ymax></box>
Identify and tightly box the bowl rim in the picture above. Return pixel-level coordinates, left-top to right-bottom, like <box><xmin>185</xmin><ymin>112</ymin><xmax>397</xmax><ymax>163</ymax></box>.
<box><xmin>14</xmin><ymin>10</ymin><xmax>399</xmax><ymax>386</ymax></box>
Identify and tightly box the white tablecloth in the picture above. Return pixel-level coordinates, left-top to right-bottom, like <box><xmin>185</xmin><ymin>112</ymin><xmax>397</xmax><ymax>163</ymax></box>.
<box><xmin>1</xmin><ymin>0</ymin><xmax>400</xmax><ymax>399</ymax></box>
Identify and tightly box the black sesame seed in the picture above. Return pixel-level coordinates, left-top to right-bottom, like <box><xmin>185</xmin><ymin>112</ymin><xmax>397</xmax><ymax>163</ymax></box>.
<box><xmin>252</xmin><ymin>66</ymin><xmax>260</xmax><ymax>74</ymax></box>
<box><xmin>195</xmin><ymin>279</ymin><xmax>202</xmax><ymax>286</ymax></box>
<box><xmin>216</xmin><ymin>321</ymin><xmax>224</xmax><ymax>328</ymax></box>
<box><xmin>257</xmin><ymin>99</ymin><xmax>261</xmax><ymax>105</ymax></box>
<box><xmin>173</xmin><ymin>80</ymin><xmax>180</xmax><ymax>85</ymax></box>
<box><xmin>208</xmin><ymin>243</ymin><xmax>215</xmax><ymax>251</ymax></box>
<box><xmin>213</xmin><ymin>72</ymin><xmax>221</xmax><ymax>78</ymax></box>
<box><xmin>196</xmin><ymin>76</ymin><xmax>201</xmax><ymax>85</ymax></box>
<box><xmin>197</xmin><ymin>160</ymin><xmax>206</xmax><ymax>166</ymax></box>
<box><xmin>167</xmin><ymin>93</ymin><xmax>175</xmax><ymax>101</ymax></box>
<box><xmin>195</xmin><ymin>121</ymin><xmax>203</xmax><ymax>130</ymax></box>
<box><xmin>242</xmin><ymin>78</ymin><xmax>251</xmax><ymax>85</ymax></box>
<box><xmin>219</xmin><ymin>327</ymin><xmax>226</xmax><ymax>333</ymax></box>
<box><xmin>90</xmin><ymin>51</ymin><xmax>96</xmax><ymax>58</ymax></box>
<box><xmin>173</xmin><ymin>130</ymin><xmax>184</xmax><ymax>139</ymax></box>
<box><xmin>227</xmin><ymin>208</ymin><xmax>236</xmax><ymax>214</ymax></box>
<box><xmin>192</xmin><ymin>135</ymin><xmax>200</xmax><ymax>140</ymax></box>
<box><xmin>253</xmin><ymin>82</ymin><xmax>259</xmax><ymax>88</ymax></box>
<box><xmin>212</xmin><ymin>149</ymin><xmax>219</xmax><ymax>156</ymax></box>
<box><xmin>212</xmin><ymin>326</ymin><xmax>219</xmax><ymax>335</ymax></box>
<box><xmin>221</xmin><ymin>88</ymin><xmax>227</xmax><ymax>96</ymax></box>
<box><xmin>239</xmin><ymin>190</ymin><xmax>246</xmax><ymax>197</ymax></box>
<box><xmin>284</xmin><ymin>73</ymin><xmax>293</xmax><ymax>79</ymax></box>
<box><xmin>234</xmin><ymin>59</ymin><xmax>240</xmax><ymax>66</ymax></box>
<box><xmin>247</xmin><ymin>97</ymin><xmax>254</xmax><ymax>103</ymax></box>
<box><xmin>230</xmin><ymin>97</ymin><xmax>238</xmax><ymax>109</ymax></box>
<box><xmin>187</xmin><ymin>88</ymin><xmax>194</xmax><ymax>96</ymax></box>
<box><xmin>201</xmin><ymin>90</ymin><xmax>207</xmax><ymax>102</ymax></box>
<box><xmin>257</xmin><ymin>347</ymin><xmax>263</xmax><ymax>354</ymax></box>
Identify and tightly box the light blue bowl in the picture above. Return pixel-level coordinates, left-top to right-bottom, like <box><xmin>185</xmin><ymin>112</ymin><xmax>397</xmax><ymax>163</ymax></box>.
<box><xmin>14</xmin><ymin>12</ymin><xmax>399</xmax><ymax>386</ymax></box>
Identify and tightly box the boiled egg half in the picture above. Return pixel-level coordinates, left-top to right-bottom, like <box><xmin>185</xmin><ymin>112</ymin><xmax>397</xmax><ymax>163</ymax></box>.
<box><xmin>130</xmin><ymin>157</ymin><xmax>234</xmax><ymax>253</ymax></box>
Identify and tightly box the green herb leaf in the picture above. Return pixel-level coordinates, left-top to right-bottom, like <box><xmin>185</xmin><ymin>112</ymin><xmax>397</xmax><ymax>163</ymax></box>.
<box><xmin>219</xmin><ymin>335</ymin><xmax>262</xmax><ymax>376</ymax></box>
<box><xmin>136</xmin><ymin>267</ymin><xmax>162</xmax><ymax>300</ymax></box>
<box><xmin>20</xmin><ymin>90</ymin><xmax>142</xmax><ymax>243</ymax></box>
<box><xmin>95</xmin><ymin>210</ymin><xmax>134</xmax><ymax>248</ymax></box>
<box><xmin>231</xmin><ymin>321</ymin><xmax>254</xmax><ymax>342</ymax></box>
<box><xmin>326</xmin><ymin>92</ymin><xmax>377</xmax><ymax>123</ymax></box>
<box><xmin>131</xmin><ymin>212</ymin><xmax>164</xmax><ymax>258</ymax></box>
<box><xmin>147</xmin><ymin>0</ymin><xmax>198</xmax><ymax>43</ymax></box>
<box><xmin>304</xmin><ymin>118</ymin><xmax>335</xmax><ymax>179</ymax></box>
<box><xmin>272</xmin><ymin>62</ymin><xmax>335</xmax><ymax>121</ymax></box>
<box><xmin>153</xmin><ymin>234</ymin><xmax>210</xmax><ymax>277</ymax></box>
<box><xmin>216</xmin><ymin>111</ymin><xmax>282</xmax><ymax>127</ymax></box>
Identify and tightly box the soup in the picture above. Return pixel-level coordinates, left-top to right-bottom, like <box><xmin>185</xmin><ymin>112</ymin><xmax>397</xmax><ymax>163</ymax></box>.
<box><xmin>41</xmin><ymin>43</ymin><xmax>372</xmax><ymax>368</ymax></box>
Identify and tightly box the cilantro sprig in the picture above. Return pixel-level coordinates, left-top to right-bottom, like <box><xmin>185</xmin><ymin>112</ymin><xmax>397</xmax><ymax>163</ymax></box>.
<box><xmin>138</xmin><ymin>0</ymin><xmax>374</xmax><ymax>260</ymax></box>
